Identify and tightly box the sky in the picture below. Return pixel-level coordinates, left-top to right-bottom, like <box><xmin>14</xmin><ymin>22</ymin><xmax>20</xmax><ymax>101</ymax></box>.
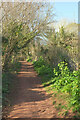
<box><xmin>11</xmin><ymin>1</ymin><xmax>78</xmax><ymax>23</ymax></box>
<box><xmin>53</xmin><ymin>2</ymin><xmax>78</xmax><ymax>23</ymax></box>
<box><xmin>11</xmin><ymin>1</ymin><xmax>78</xmax><ymax>24</ymax></box>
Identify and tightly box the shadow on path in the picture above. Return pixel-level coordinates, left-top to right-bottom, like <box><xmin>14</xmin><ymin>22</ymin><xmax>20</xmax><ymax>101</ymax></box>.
<box><xmin>7</xmin><ymin>61</ymin><xmax>58</xmax><ymax>118</ymax></box>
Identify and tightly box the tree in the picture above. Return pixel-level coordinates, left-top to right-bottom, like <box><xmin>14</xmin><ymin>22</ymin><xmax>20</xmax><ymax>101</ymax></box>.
<box><xmin>1</xmin><ymin>2</ymin><xmax>54</xmax><ymax>70</ymax></box>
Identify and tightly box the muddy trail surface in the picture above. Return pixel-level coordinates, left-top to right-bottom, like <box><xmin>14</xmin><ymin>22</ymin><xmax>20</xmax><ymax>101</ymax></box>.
<box><xmin>5</xmin><ymin>61</ymin><xmax>59</xmax><ymax>118</ymax></box>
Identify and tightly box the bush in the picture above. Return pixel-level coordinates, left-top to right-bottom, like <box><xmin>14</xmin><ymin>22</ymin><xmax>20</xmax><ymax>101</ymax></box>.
<box><xmin>36</xmin><ymin>65</ymin><xmax>52</xmax><ymax>75</ymax></box>
<box><xmin>26</xmin><ymin>56</ymin><xmax>32</xmax><ymax>62</ymax></box>
<box><xmin>52</xmin><ymin>61</ymin><xmax>80</xmax><ymax>112</ymax></box>
<box><xmin>33</xmin><ymin>56</ymin><xmax>45</xmax><ymax>68</ymax></box>
<box><xmin>33</xmin><ymin>56</ymin><xmax>53</xmax><ymax>76</ymax></box>
<box><xmin>33</xmin><ymin>58</ymin><xmax>80</xmax><ymax>112</ymax></box>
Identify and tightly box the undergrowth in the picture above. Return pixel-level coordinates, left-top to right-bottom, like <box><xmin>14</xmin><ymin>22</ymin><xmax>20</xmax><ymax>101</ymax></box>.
<box><xmin>33</xmin><ymin>56</ymin><xmax>80</xmax><ymax>117</ymax></box>
<box><xmin>2</xmin><ymin>61</ymin><xmax>21</xmax><ymax>106</ymax></box>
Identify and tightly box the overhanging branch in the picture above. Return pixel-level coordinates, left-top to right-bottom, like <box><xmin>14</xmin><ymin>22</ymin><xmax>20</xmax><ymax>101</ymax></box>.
<box><xmin>20</xmin><ymin>31</ymin><xmax>40</xmax><ymax>49</ymax></box>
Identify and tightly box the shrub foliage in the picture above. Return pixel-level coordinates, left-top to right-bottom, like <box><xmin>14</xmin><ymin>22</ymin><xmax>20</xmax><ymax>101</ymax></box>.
<box><xmin>33</xmin><ymin>57</ymin><xmax>80</xmax><ymax>113</ymax></box>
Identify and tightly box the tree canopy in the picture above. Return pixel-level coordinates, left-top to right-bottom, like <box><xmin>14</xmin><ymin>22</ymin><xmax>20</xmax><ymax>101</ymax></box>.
<box><xmin>1</xmin><ymin>2</ymin><xmax>54</xmax><ymax>70</ymax></box>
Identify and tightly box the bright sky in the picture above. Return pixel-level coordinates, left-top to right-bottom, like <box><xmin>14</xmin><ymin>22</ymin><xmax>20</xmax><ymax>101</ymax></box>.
<box><xmin>54</xmin><ymin>2</ymin><xmax>78</xmax><ymax>22</ymax></box>
<box><xmin>48</xmin><ymin>2</ymin><xmax>78</xmax><ymax>31</ymax></box>
<box><xmin>11</xmin><ymin>1</ymin><xmax>78</xmax><ymax>24</ymax></box>
<box><xmin>53</xmin><ymin>2</ymin><xmax>78</xmax><ymax>23</ymax></box>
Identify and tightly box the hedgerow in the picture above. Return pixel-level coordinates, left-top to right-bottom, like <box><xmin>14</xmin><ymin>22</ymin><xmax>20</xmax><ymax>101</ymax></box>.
<box><xmin>33</xmin><ymin>56</ymin><xmax>80</xmax><ymax>113</ymax></box>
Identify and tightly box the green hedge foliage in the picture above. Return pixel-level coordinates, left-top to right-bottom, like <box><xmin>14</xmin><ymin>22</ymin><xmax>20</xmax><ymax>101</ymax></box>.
<box><xmin>33</xmin><ymin>56</ymin><xmax>80</xmax><ymax>113</ymax></box>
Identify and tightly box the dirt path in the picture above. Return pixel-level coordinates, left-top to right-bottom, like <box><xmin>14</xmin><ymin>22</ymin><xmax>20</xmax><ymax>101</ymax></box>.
<box><xmin>7</xmin><ymin>61</ymin><xmax>58</xmax><ymax>118</ymax></box>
